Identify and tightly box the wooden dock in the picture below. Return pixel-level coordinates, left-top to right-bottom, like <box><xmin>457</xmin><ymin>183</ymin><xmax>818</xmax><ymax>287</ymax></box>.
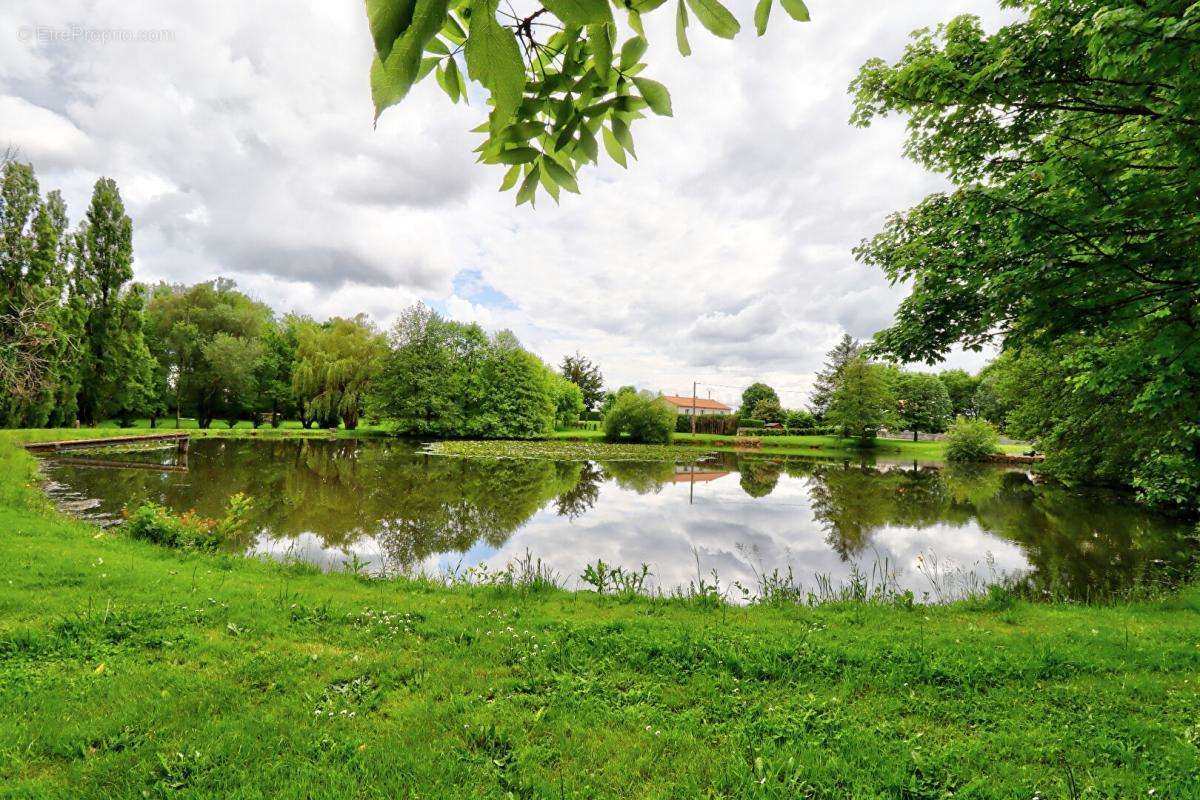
<box><xmin>46</xmin><ymin>455</ymin><xmax>189</xmax><ymax>473</ymax></box>
<box><xmin>23</xmin><ymin>432</ymin><xmax>191</xmax><ymax>453</ymax></box>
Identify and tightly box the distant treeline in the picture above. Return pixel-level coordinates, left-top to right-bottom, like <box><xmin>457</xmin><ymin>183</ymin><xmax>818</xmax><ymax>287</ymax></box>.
<box><xmin>0</xmin><ymin>161</ymin><xmax>581</xmax><ymax>435</ymax></box>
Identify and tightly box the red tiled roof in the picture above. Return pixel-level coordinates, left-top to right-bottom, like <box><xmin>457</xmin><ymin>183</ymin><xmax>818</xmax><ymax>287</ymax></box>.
<box><xmin>669</xmin><ymin>471</ymin><xmax>731</xmax><ymax>484</ymax></box>
<box><xmin>660</xmin><ymin>395</ymin><xmax>732</xmax><ymax>411</ymax></box>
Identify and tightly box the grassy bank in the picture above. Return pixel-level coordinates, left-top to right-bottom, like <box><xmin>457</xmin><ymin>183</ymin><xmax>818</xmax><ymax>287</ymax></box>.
<box><xmin>71</xmin><ymin>420</ymin><xmax>1022</xmax><ymax>461</ymax></box>
<box><xmin>2</xmin><ymin>431</ymin><xmax>1198</xmax><ymax>798</ymax></box>
<box><xmin>551</xmin><ymin>428</ymin><xmax>1028</xmax><ymax>460</ymax></box>
<box><xmin>56</xmin><ymin>418</ymin><xmax>391</xmax><ymax>437</ymax></box>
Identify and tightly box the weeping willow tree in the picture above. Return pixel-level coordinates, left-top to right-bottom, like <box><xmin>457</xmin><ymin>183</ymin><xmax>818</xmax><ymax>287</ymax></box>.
<box><xmin>292</xmin><ymin>315</ymin><xmax>387</xmax><ymax>430</ymax></box>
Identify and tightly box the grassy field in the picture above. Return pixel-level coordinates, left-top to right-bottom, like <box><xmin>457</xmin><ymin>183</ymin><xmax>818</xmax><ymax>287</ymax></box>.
<box><xmin>1</xmin><ymin>429</ymin><xmax>1198</xmax><ymax>798</ymax></box>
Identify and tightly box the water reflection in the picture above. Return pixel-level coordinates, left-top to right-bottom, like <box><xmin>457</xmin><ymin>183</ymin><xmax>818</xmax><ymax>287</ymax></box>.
<box><xmin>40</xmin><ymin>439</ymin><xmax>1196</xmax><ymax>600</ymax></box>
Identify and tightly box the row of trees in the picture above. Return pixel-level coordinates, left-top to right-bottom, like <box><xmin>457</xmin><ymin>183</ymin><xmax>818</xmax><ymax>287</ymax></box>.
<box><xmin>140</xmin><ymin>280</ymin><xmax>387</xmax><ymax>430</ymax></box>
<box><xmin>2</xmin><ymin>162</ymin><xmax>594</xmax><ymax>435</ymax></box>
<box><xmin>812</xmin><ymin>335</ymin><xmax>963</xmax><ymax>443</ymax></box>
<box><xmin>719</xmin><ymin>336</ymin><xmax>978</xmax><ymax>443</ymax></box>
<box><xmin>1</xmin><ymin>159</ymin><xmax>154</xmax><ymax>428</ymax></box>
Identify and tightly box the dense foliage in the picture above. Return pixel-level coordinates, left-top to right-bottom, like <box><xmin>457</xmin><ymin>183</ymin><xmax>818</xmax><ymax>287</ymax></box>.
<box><xmin>371</xmin><ymin>303</ymin><xmax>568</xmax><ymax>438</ymax></box>
<box><xmin>551</xmin><ymin>376</ymin><xmax>585</xmax><ymax>428</ymax></box>
<box><xmin>853</xmin><ymin>0</ymin><xmax>1200</xmax><ymax>509</ymax></box>
<box><xmin>365</xmin><ymin>0</ymin><xmax>809</xmax><ymax>204</ymax></box>
<box><xmin>603</xmin><ymin>390</ymin><xmax>675</xmax><ymax>443</ymax></box>
<box><xmin>124</xmin><ymin>493</ymin><xmax>253</xmax><ymax>552</ymax></box>
<box><xmin>944</xmin><ymin>416</ymin><xmax>1001</xmax><ymax>463</ymax></box>
<box><xmin>937</xmin><ymin>369</ymin><xmax>979</xmax><ymax>419</ymax></box>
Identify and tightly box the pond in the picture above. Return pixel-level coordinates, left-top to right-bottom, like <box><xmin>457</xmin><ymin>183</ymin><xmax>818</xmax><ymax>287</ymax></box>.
<box><xmin>39</xmin><ymin>438</ymin><xmax>1197</xmax><ymax>601</ymax></box>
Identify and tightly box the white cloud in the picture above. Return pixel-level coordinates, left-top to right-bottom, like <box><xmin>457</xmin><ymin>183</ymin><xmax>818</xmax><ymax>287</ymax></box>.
<box><xmin>1</xmin><ymin>0</ymin><xmax>1015</xmax><ymax>406</ymax></box>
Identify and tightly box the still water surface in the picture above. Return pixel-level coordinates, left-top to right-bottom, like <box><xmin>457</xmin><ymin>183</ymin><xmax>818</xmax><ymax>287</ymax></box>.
<box><xmin>40</xmin><ymin>438</ymin><xmax>1197</xmax><ymax>600</ymax></box>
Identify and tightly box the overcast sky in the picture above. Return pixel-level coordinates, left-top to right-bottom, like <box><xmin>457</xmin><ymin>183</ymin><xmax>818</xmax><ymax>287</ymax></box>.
<box><xmin>1</xmin><ymin>1</ymin><xmax>1010</xmax><ymax>408</ymax></box>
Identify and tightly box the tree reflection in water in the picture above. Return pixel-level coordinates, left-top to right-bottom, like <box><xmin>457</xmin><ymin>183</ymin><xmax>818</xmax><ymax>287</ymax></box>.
<box><xmin>41</xmin><ymin>439</ymin><xmax>1196</xmax><ymax>597</ymax></box>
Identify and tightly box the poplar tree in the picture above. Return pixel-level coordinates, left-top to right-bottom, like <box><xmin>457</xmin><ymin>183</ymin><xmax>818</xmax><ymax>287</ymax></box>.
<box><xmin>72</xmin><ymin>178</ymin><xmax>154</xmax><ymax>425</ymax></box>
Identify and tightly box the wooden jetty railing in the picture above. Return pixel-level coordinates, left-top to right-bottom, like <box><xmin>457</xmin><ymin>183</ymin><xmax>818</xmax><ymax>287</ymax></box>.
<box><xmin>23</xmin><ymin>432</ymin><xmax>191</xmax><ymax>454</ymax></box>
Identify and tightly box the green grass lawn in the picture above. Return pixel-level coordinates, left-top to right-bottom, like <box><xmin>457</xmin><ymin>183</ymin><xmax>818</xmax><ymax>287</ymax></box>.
<box><xmin>551</xmin><ymin>428</ymin><xmax>1028</xmax><ymax>460</ymax></box>
<box><xmin>1</xmin><ymin>429</ymin><xmax>1198</xmax><ymax>798</ymax></box>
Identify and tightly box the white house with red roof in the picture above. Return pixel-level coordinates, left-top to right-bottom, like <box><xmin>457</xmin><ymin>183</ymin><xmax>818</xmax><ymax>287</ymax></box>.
<box><xmin>659</xmin><ymin>394</ymin><xmax>733</xmax><ymax>417</ymax></box>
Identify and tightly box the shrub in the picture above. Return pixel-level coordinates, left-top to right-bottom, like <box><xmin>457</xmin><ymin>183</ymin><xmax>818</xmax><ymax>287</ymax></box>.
<box><xmin>944</xmin><ymin>416</ymin><xmax>1001</xmax><ymax>462</ymax></box>
<box><xmin>604</xmin><ymin>392</ymin><xmax>676</xmax><ymax>443</ymax></box>
<box><xmin>738</xmin><ymin>418</ymin><xmax>766</xmax><ymax>429</ymax></box>
<box><xmin>123</xmin><ymin>493</ymin><xmax>254</xmax><ymax>551</ymax></box>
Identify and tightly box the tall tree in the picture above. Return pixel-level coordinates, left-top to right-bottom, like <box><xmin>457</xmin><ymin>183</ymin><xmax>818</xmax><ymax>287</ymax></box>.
<box><xmin>144</xmin><ymin>279</ymin><xmax>273</xmax><ymax>428</ymax></box>
<box><xmin>204</xmin><ymin>332</ymin><xmax>264</xmax><ymax>427</ymax></box>
<box><xmin>71</xmin><ymin>178</ymin><xmax>154</xmax><ymax>425</ymax></box>
<box><xmin>0</xmin><ymin>163</ymin><xmax>76</xmax><ymax>426</ymax></box>
<box><xmin>750</xmin><ymin>397</ymin><xmax>784</xmax><ymax>424</ymax></box>
<box><xmin>468</xmin><ymin>331</ymin><xmax>558</xmax><ymax>438</ymax></box>
<box><xmin>852</xmin><ymin>1</ymin><xmax>1200</xmax><ymax>507</ymax></box>
<box><xmin>826</xmin><ymin>358</ymin><xmax>894</xmax><ymax>444</ymax></box>
<box><xmin>371</xmin><ymin>304</ymin><xmax>473</xmax><ymax>434</ymax></box>
<box><xmin>551</xmin><ymin>374</ymin><xmax>585</xmax><ymax>428</ymax></box>
<box><xmin>892</xmin><ymin>372</ymin><xmax>953</xmax><ymax>441</ymax></box>
<box><xmin>740</xmin><ymin>383</ymin><xmax>779</xmax><ymax>417</ymax></box>
<box><xmin>293</xmin><ymin>315</ymin><xmax>386</xmax><ymax>430</ymax></box>
<box><xmin>937</xmin><ymin>369</ymin><xmax>978</xmax><ymax>420</ymax></box>
<box><xmin>362</xmin><ymin>0</ymin><xmax>811</xmax><ymax>205</ymax></box>
<box><xmin>809</xmin><ymin>334</ymin><xmax>862</xmax><ymax>417</ymax></box>
<box><xmin>560</xmin><ymin>351</ymin><xmax>604</xmax><ymax>410</ymax></box>
<box><xmin>253</xmin><ymin>321</ymin><xmax>299</xmax><ymax>427</ymax></box>
<box><xmin>373</xmin><ymin>303</ymin><xmax>563</xmax><ymax>438</ymax></box>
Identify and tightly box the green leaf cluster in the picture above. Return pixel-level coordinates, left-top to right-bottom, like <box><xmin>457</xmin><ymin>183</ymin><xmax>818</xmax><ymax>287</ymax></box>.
<box><xmin>365</xmin><ymin>0</ymin><xmax>809</xmax><ymax>203</ymax></box>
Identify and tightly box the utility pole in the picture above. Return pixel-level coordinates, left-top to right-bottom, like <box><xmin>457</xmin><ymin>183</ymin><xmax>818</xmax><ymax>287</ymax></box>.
<box><xmin>691</xmin><ymin>381</ymin><xmax>697</xmax><ymax>435</ymax></box>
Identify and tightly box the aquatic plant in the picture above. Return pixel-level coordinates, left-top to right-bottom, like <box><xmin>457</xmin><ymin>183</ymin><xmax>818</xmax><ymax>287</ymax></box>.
<box><xmin>123</xmin><ymin>492</ymin><xmax>254</xmax><ymax>552</ymax></box>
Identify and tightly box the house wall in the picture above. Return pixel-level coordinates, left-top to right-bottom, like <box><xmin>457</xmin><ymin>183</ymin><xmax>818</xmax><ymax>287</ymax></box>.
<box><xmin>673</xmin><ymin>406</ymin><xmax>728</xmax><ymax>416</ymax></box>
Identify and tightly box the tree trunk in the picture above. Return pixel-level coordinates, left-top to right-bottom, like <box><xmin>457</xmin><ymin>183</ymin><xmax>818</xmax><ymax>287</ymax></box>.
<box><xmin>913</xmin><ymin>430</ymin><xmax>919</xmax><ymax>442</ymax></box>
